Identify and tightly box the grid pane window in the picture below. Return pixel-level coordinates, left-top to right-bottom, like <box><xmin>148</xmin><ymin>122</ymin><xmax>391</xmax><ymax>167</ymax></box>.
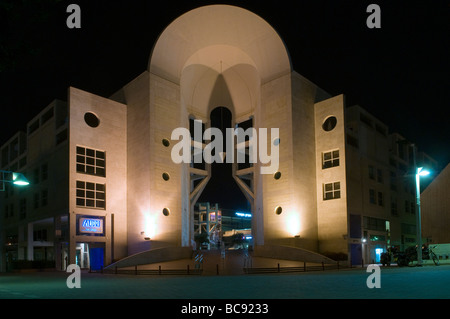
<box><xmin>76</xmin><ymin>146</ymin><xmax>106</xmax><ymax>177</ymax></box>
<box><xmin>323</xmin><ymin>182</ymin><xmax>341</xmax><ymax>200</ymax></box>
<box><xmin>322</xmin><ymin>150</ymin><xmax>340</xmax><ymax>169</ymax></box>
<box><xmin>76</xmin><ymin>181</ymin><xmax>106</xmax><ymax>209</ymax></box>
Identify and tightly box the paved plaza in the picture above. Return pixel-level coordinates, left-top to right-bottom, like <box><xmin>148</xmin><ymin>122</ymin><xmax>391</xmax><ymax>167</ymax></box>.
<box><xmin>1</xmin><ymin>264</ymin><xmax>449</xmax><ymax>300</ymax></box>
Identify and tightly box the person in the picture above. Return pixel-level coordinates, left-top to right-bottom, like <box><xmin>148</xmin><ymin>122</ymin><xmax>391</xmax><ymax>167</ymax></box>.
<box><xmin>381</xmin><ymin>250</ymin><xmax>391</xmax><ymax>266</ymax></box>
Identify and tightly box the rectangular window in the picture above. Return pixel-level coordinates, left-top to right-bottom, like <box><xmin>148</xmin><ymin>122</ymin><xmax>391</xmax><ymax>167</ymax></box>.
<box><xmin>369</xmin><ymin>165</ymin><xmax>375</xmax><ymax>180</ymax></box>
<box><xmin>41</xmin><ymin>163</ymin><xmax>48</xmax><ymax>181</ymax></box>
<box><xmin>41</xmin><ymin>189</ymin><xmax>48</xmax><ymax>206</ymax></box>
<box><xmin>33</xmin><ymin>167</ymin><xmax>40</xmax><ymax>184</ymax></box>
<box><xmin>56</xmin><ymin>129</ymin><xmax>67</xmax><ymax>145</ymax></box>
<box><xmin>363</xmin><ymin>216</ymin><xmax>387</xmax><ymax>231</ymax></box>
<box><xmin>369</xmin><ymin>189</ymin><xmax>376</xmax><ymax>204</ymax></box>
<box><xmin>19</xmin><ymin>198</ymin><xmax>26</xmax><ymax>219</ymax></box>
<box><xmin>76</xmin><ymin>181</ymin><xmax>106</xmax><ymax>209</ymax></box>
<box><xmin>377</xmin><ymin>191</ymin><xmax>384</xmax><ymax>206</ymax></box>
<box><xmin>34</xmin><ymin>192</ymin><xmax>40</xmax><ymax>209</ymax></box>
<box><xmin>322</xmin><ymin>150</ymin><xmax>340</xmax><ymax>169</ymax></box>
<box><xmin>390</xmin><ymin>198</ymin><xmax>398</xmax><ymax>216</ymax></box>
<box><xmin>323</xmin><ymin>182</ymin><xmax>341</xmax><ymax>200</ymax></box>
<box><xmin>377</xmin><ymin>168</ymin><xmax>383</xmax><ymax>183</ymax></box>
<box><xmin>76</xmin><ymin>146</ymin><xmax>106</xmax><ymax>177</ymax></box>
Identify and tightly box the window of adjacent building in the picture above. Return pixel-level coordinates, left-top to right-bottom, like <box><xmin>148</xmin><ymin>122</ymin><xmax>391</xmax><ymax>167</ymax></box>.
<box><xmin>323</xmin><ymin>182</ymin><xmax>341</xmax><ymax>200</ymax></box>
<box><xmin>41</xmin><ymin>189</ymin><xmax>48</xmax><ymax>206</ymax></box>
<box><xmin>363</xmin><ymin>216</ymin><xmax>387</xmax><ymax>231</ymax></box>
<box><xmin>322</xmin><ymin>150</ymin><xmax>339</xmax><ymax>169</ymax></box>
<box><xmin>34</xmin><ymin>192</ymin><xmax>40</xmax><ymax>209</ymax></box>
<box><xmin>369</xmin><ymin>165</ymin><xmax>375</xmax><ymax>180</ymax></box>
<box><xmin>377</xmin><ymin>192</ymin><xmax>384</xmax><ymax>206</ymax></box>
<box><xmin>19</xmin><ymin>198</ymin><xmax>26</xmax><ymax>220</ymax></box>
<box><xmin>390</xmin><ymin>198</ymin><xmax>398</xmax><ymax>216</ymax></box>
<box><xmin>56</xmin><ymin>129</ymin><xmax>67</xmax><ymax>145</ymax></box>
<box><xmin>41</xmin><ymin>163</ymin><xmax>48</xmax><ymax>181</ymax></box>
<box><xmin>369</xmin><ymin>189</ymin><xmax>376</xmax><ymax>204</ymax></box>
<box><xmin>76</xmin><ymin>146</ymin><xmax>106</xmax><ymax>177</ymax></box>
<box><xmin>28</xmin><ymin>119</ymin><xmax>39</xmax><ymax>135</ymax></box>
<box><xmin>34</xmin><ymin>229</ymin><xmax>47</xmax><ymax>241</ymax></box>
<box><xmin>41</xmin><ymin>108</ymin><xmax>54</xmax><ymax>125</ymax></box>
<box><xmin>76</xmin><ymin>181</ymin><xmax>106</xmax><ymax>209</ymax></box>
<box><xmin>33</xmin><ymin>167</ymin><xmax>40</xmax><ymax>184</ymax></box>
<box><xmin>377</xmin><ymin>169</ymin><xmax>383</xmax><ymax>183</ymax></box>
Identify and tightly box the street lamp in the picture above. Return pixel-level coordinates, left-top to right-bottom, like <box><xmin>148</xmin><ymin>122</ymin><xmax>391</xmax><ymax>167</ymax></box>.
<box><xmin>0</xmin><ymin>170</ymin><xmax>30</xmax><ymax>190</ymax></box>
<box><xmin>415</xmin><ymin>166</ymin><xmax>430</xmax><ymax>266</ymax></box>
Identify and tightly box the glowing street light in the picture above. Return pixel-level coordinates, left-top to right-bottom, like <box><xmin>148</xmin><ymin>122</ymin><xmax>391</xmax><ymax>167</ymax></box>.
<box><xmin>0</xmin><ymin>170</ymin><xmax>30</xmax><ymax>190</ymax></box>
<box><xmin>417</xmin><ymin>167</ymin><xmax>430</xmax><ymax>177</ymax></box>
<box><xmin>12</xmin><ymin>172</ymin><xmax>30</xmax><ymax>186</ymax></box>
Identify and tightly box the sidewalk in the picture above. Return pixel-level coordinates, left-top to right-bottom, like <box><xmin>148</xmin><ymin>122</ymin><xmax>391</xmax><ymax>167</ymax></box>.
<box><xmin>117</xmin><ymin>249</ymin><xmax>342</xmax><ymax>275</ymax></box>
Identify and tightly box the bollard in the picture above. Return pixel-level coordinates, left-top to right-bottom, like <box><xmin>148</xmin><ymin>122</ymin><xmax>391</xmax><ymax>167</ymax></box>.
<box><xmin>277</xmin><ymin>263</ymin><xmax>280</xmax><ymax>272</ymax></box>
<box><xmin>187</xmin><ymin>264</ymin><xmax>190</xmax><ymax>275</ymax></box>
<box><xmin>135</xmin><ymin>265</ymin><xmax>138</xmax><ymax>275</ymax></box>
<box><xmin>322</xmin><ymin>262</ymin><xmax>325</xmax><ymax>271</ymax></box>
<box><xmin>159</xmin><ymin>265</ymin><xmax>161</xmax><ymax>275</ymax></box>
<box><xmin>304</xmin><ymin>261</ymin><xmax>306</xmax><ymax>272</ymax></box>
<box><xmin>216</xmin><ymin>264</ymin><xmax>219</xmax><ymax>275</ymax></box>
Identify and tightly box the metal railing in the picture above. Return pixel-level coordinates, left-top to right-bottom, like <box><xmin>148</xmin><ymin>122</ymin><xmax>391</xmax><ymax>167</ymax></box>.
<box><xmin>243</xmin><ymin>261</ymin><xmax>344</xmax><ymax>274</ymax></box>
<box><xmin>101</xmin><ymin>264</ymin><xmax>202</xmax><ymax>276</ymax></box>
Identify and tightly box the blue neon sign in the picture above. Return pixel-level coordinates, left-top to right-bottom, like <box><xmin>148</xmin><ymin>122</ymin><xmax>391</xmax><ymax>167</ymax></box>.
<box><xmin>235</xmin><ymin>212</ymin><xmax>252</xmax><ymax>218</ymax></box>
<box><xmin>79</xmin><ymin>217</ymin><xmax>104</xmax><ymax>234</ymax></box>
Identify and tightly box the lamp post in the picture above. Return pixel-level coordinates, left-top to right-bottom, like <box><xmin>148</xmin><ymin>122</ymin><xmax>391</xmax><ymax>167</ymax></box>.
<box><xmin>415</xmin><ymin>166</ymin><xmax>430</xmax><ymax>266</ymax></box>
<box><xmin>411</xmin><ymin>145</ymin><xmax>430</xmax><ymax>266</ymax></box>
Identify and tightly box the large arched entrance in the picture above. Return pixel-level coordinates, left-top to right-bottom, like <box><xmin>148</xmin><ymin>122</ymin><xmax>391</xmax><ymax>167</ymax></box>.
<box><xmin>193</xmin><ymin>106</ymin><xmax>253</xmax><ymax>250</ymax></box>
<box><xmin>144</xmin><ymin>4</ymin><xmax>307</xmax><ymax>252</ymax></box>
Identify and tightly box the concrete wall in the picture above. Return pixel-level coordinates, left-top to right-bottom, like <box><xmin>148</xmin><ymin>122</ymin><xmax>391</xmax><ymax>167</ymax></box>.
<box><xmin>422</xmin><ymin>164</ymin><xmax>450</xmax><ymax>243</ymax></box>
<box><xmin>68</xmin><ymin>87</ymin><xmax>127</xmax><ymax>265</ymax></box>
<box><xmin>314</xmin><ymin>94</ymin><xmax>348</xmax><ymax>255</ymax></box>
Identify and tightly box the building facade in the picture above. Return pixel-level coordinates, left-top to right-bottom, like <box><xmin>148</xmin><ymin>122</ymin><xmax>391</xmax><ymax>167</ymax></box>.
<box><xmin>421</xmin><ymin>164</ymin><xmax>450</xmax><ymax>244</ymax></box>
<box><xmin>0</xmin><ymin>5</ymin><xmax>438</xmax><ymax>271</ymax></box>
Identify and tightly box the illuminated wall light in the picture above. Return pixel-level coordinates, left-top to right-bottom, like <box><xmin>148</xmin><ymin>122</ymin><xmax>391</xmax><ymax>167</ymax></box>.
<box><xmin>287</xmin><ymin>212</ymin><xmax>301</xmax><ymax>237</ymax></box>
<box><xmin>144</xmin><ymin>214</ymin><xmax>157</xmax><ymax>239</ymax></box>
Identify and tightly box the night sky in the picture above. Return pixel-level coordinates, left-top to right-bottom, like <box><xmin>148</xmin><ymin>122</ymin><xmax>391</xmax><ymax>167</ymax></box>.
<box><xmin>1</xmin><ymin>0</ymin><xmax>449</xmax><ymax>210</ymax></box>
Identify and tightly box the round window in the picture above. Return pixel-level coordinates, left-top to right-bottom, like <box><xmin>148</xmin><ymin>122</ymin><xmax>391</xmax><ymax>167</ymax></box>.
<box><xmin>162</xmin><ymin>172</ymin><xmax>170</xmax><ymax>181</ymax></box>
<box><xmin>322</xmin><ymin>116</ymin><xmax>337</xmax><ymax>132</ymax></box>
<box><xmin>273</xmin><ymin>138</ymin><xmax>280</xmax><ymax>146</ymax></box>
<box><xmin>274</xmin><ymin>171</ymin><xmax>281</xmax><ymax>180</ymax></box>
<box><xmin>84</xmin><ymin>112</ymin><xmax>100</xmax><ymax>128</ymax></box>
<box><xmin>162</xmin><ymin>138</ymin><xmax>170</xmax><ymax>147</ymax></box>
<box><xmin>162</xmin><ymin>208</ymin><xmax>170</xmax><ymax>216</ymax></box>
<box><xmin>274</xmin><ymin>206</ymin><xmax>282</xmax><ymax>215</ymax></box>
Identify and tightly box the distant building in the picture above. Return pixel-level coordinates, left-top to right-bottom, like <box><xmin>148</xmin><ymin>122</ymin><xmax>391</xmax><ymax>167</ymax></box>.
<box><xmin>0</xmin><ymin>5</ymin><xmax>439</xmax><ymax>271</ymax></box>
<box><xmin>421</xmin><ymin>164</ymin><xmax>450</xmax><ymax>244</ymax></box>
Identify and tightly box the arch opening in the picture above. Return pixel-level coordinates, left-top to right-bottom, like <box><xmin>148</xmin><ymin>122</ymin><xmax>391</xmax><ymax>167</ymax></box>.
<box><xmin>196</xmin><ymin>106</ymin><xmax>252</xmax><ymax>250</ymax></box>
